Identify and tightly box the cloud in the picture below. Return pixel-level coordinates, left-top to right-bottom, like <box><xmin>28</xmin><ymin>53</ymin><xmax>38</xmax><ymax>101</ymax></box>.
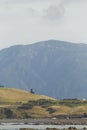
<box><xmin>43</xmin><ymin>4</ymin><xmax>65</xmax><ymax>23</ymax></box>
<box><xmin>41</xmin><ymin>0</ymin><xmax>87</xmax><ymax>25</ymax></box>
<box><xmin>0</xmin><ymin>0</ymin><xmax>62</xmax><ymax>21</ymax></box>
<box><xmin>0</xmin><ymin>0</ymin><xmax>87</xmax><ymax>49</ymax></box>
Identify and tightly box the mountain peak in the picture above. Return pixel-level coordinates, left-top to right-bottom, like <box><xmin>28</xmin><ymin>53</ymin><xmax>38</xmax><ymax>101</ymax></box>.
<box><xmin>0</xmin><ymin>40</ymin><xmax>87</xmax><ymax>99</ymax></box>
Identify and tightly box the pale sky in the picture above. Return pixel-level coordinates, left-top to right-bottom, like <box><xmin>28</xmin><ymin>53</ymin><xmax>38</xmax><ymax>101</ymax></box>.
<box><xmin>0</xmin><ymin>0</ymin><xmax>87</xmax><ymax>49</ymax></box>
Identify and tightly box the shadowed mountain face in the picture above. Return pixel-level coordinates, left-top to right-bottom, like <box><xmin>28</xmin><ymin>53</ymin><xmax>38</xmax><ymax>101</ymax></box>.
<box><xmin>0</xmin><ymin>40</ymin><xmax>87</xmax><ymax>99</ymax></box>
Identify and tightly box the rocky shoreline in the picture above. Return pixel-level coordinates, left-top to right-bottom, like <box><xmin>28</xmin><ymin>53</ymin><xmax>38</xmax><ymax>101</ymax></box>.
<box><xmin>19</xmin><ymin>127</ymin><xmax>87</xmax><ymax>130</ymax></box>
<box><xmin>0</xmin><ymin>118</ymin><xmax>87</xmax><ymax>125</ymax></box>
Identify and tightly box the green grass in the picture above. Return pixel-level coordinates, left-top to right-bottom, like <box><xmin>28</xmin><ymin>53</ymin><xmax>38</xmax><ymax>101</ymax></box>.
<box><xmin>58</xmin><ymin>99</ymin><xmax>87</xmax><ymax>107</ymax></box>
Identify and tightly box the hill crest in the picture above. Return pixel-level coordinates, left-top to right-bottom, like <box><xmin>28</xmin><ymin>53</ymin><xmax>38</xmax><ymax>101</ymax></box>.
<box><xmin>0</xmin><ymin>87</ymin><xmax>53</xmax><ymax>102</ymax></box>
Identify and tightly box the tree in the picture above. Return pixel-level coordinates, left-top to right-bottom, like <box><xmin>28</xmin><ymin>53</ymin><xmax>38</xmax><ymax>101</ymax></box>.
<box><xmin>30</xmin><ymin>88</ymin><xmax>35</xmax><ymax>94</ymax></box>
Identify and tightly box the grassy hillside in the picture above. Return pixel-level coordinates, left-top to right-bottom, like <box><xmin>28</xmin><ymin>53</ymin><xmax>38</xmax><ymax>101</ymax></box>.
<box><xmin>0</xmin><ymin>87</ymin><xmax>53</xmax><ymax>103</ymax></box>
<box><xmin>0</xmin><ymin>88</ymin><xmax>87</xmax><ymax>119</ymax></box>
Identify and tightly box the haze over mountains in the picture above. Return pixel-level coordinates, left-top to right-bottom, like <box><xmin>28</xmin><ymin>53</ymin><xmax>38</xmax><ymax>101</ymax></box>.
<box><xmin>0</xmin><ymin>40</ymin><xmax>87</xmax><ymax>99</ymax></box>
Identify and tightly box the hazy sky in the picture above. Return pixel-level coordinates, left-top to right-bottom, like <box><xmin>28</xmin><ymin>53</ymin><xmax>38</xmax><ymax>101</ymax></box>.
<box><xmin>0</xmin><ymin>0</ymin><xmax>87</xmax><ymax>49</ymax></box>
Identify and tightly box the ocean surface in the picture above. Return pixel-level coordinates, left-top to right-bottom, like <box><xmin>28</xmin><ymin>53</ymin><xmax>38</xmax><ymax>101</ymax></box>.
<box><xmin>0</xmin><ymin>123</ymin><xmax>87</xmax><ymax>130</ymax></box>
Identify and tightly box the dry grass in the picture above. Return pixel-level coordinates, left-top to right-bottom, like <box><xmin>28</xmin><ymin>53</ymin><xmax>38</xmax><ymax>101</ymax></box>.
<box><xmin>70</xmin><ymin>106</ymin><xmax>87</xmax><ymax>114</ymax></box>
<box><xmin>28</xmin><ymin>106</ymin><xmax>50</xmax><ymax>118</ymax></box>
<box><xmin>0</xmin><ymin>87</ymin><xmax>53</xmax><ymax>103</ymax></box>
<box><xmin>49</xmin><ymin>105</ymin><xmax>87</xmax><ymax>116</ymax></box>
<box><xmin>49</xmin><ymin>106</ymin><xmax>71</xmax><ymax>116</ymax></box>
<box><xmin>0</xmin><ymin>88</ymin><xmax>87</xmax><ymax>118</ymax></box>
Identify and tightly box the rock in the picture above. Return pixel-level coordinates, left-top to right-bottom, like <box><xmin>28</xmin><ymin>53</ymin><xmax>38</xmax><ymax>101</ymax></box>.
<box><xmin>46</xmin><ymin>128</ymin><xmax>59</xmax><ymax>130</ymax></box>
<box><xmin>20</xmin><ymin>128</ymin><xmax>34</xmax><ymax>130</ymax></box>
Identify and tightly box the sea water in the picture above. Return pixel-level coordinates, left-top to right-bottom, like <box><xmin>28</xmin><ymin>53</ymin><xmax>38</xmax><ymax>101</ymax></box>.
<box><xmin>0</xmin><ymin>124</ymin><xmax>87</xmax><ymax>130</ymax></box>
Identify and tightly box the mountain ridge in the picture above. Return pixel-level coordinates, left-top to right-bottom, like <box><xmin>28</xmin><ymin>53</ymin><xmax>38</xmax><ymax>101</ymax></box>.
<box><xmin>0</xmin><ymin>40</ymin><xmax>87</xmax><ymax>99</ymax></box>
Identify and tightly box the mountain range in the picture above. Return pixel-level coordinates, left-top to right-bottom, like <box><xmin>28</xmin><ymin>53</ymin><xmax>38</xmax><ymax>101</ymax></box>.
<box><xmin>0</xmin><ymin>40</ymin><xmax>87</xmax><ymax>99</ymax></box>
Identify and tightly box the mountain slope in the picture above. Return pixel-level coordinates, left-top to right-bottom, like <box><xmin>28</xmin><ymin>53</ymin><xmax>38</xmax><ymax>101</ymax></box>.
<box><xmin>0</xmin><ymin>40</ymin><xmax>87</xmax><ymax>99</ymax></box>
